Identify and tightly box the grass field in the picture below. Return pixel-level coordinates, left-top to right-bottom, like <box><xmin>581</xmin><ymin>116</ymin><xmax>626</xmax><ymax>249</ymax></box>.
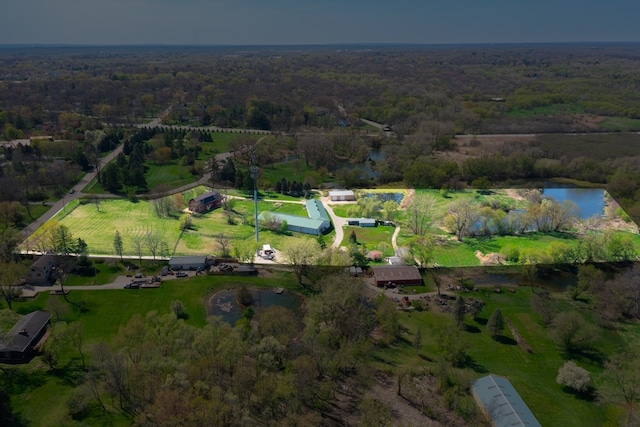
<box><xmin>385</xmin><ymin>286</ymin><xmax>636</xmax><ymax>426</ymax></box>
<box><xmin>597</xmin><ymin>116</ymin><xmax>640</xmax><ymax>132</ymax></box>
<box><xmin>342</xmin><ymin>225</ymin><xmax>396</xmax><ymax>256</ymax></box>
<box><xmin>145</xmin><ymin>161</ymin><xmax>199</xmax><ymax>191</ymax></box>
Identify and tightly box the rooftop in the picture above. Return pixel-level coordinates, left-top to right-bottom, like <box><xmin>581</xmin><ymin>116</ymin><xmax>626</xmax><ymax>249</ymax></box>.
<box><xmin>371</xmin><ymin>265</ymin><xmax>422</xmax><ymax>282</ymax></box>
<box><xmin>306</xmin><ymin>199</ymin><xmax>330</xmax><ymax>221</ymax></box>
<box><xmin>0</xmin><ymin>311</ymin><xmax>52</xmax><ymax>353</ymax></box>
<box><xmin>472</xmin><ymin>374</ymin><xmax>541</xmax><ymax>427</ymax></box>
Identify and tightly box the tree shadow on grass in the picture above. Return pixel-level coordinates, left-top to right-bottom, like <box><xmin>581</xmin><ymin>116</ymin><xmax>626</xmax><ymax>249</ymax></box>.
<box><xmin>0</xmin><ymin>367</ymin><xmax>47</xmax><ymax>394</ymax></box>
<box><xmin>459</xmin><ymin>354</ymin><xmax>488</xmax><ymax>374</ymax></box>
<box><xmin>495</xmin><ymin>335</ymin><xmax>517</xmax><ymax>346</ymax></box>
<box><xmin>51</xmin><ymin>364</ymin><xmax>86</xmax><ymax>386</ymax></box>
<box><xmin>562</xmin><ymin>347</ymin><xmax>607</xmax><ymax>366</ymax></box>
<box><xmin>475</xmin><ymin>317</ymin><xmax>488</xmax><ymax>326</ymax></box>
<box><xmin>561</xmin><ymin>385</ymin><xmax>597</xmax><ymax>402</ymax></box>
<box><xmin>464</xmin><ymin>324</ymin><xmax>481</xmax><ymax>334</ymax></box>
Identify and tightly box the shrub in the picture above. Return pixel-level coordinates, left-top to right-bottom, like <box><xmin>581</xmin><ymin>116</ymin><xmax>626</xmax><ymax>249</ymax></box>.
<box><xmin>557</xmin><ymin>361</ymin><xmax>591</xmax><ymax>393</ymax></box>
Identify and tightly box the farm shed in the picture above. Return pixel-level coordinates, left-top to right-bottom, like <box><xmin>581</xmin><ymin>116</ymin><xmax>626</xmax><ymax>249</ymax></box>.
<box><xmin>25</xmin><ymin>254</ymin><xmax>56</xmax><ymax>285</ymax></box>
<box><xmin>188</xmin><ymin>191</ymin><xmax>222</xmax><ymax>213</ymax></box>
<box><xmin>258</xmin><ymin>212</ymin><xmax>330</xmax><ymax>236</ymax></box>
<box><xmin>169</xmin><ymin>256</ymin><xmax>207</xmax><ymax>271</ymax></box>
<box><xmin>346</xmin><ymin>218</ymin><xmax>377</xmax><ymax>227</ymax></box>
<box><xmin>472</xmin><ymin>374</ymin><xmax>541</xmax><ymax>427</ymax></box>
<box><xmin>0</xmin><ymin>311</ymin><xmax>52</xmax><ymax>364</ymax></box>
<box><xmin>371</xmin><ymin>265</ymin><xmax>422</xmax><ymax>287</ymax></box>
<box><xmin>329</xmin><ymin>190</ymin><xmax>356</xmax><ymax>201</ymax></box>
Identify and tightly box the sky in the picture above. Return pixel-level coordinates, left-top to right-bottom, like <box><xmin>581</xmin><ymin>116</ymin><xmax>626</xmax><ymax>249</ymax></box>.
<box><xmin>1</xmin><ymin>0</ymin><xmax>640</xmax><ymax>46</ymax></box>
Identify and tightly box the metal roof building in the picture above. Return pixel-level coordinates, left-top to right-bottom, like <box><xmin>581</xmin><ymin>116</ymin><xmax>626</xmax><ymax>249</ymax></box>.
<box><xmin>305</xmin><ymin>199</ymin><xmax>330</xmax><ymax>221</ymax></box>
<box><xmin>472</xmin><ymin>374</ymin><xmax>541</xmax><ymax>427</ymax></box>
<box><xmin>258</xmin><ymin>212</ymin><xmax>330</xmax><ymax>236</ymax></box>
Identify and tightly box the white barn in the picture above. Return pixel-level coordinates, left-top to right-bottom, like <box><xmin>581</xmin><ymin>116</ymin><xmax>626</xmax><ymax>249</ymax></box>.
<box><xmin>329</xmin><ymin>190</ymin><xmax>356</xmax><ymax>202</ymax></box>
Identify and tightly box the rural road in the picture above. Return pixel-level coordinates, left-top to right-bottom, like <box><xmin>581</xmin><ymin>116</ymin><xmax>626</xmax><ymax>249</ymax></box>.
<box><xmin>20</xmin><ymin>145</ymin><xmax>125</xmax><ymax>243</ymax></box>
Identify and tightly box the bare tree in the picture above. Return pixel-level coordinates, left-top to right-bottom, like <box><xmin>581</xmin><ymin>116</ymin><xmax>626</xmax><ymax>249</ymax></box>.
<box><xmin>144</xmin><ymin>229</ymin><xmax>163</xmax><ymax>260</ymax></box>
<box><xmin>214</xmin><ymin>233</ymin><xmax>232</xmax><ymax>257</ymax></box>
<box><xmin>0</xmin><ymin>262</ymin><xmax>27</xmax><ymax>310</ymax></box>
<box><xmin>445</xmin><ymin>198</ymin><xmax>480</xmax><ymax>241</ymax></box>
<box><xmin>404</xmin><ymin>193</ymin><xmax>436</xmax><ymax>237</ymax></box>
<box><xmin>132</xmin><ymin>234</ymin><xmax>144</xmax><ymax>266</ymax></box>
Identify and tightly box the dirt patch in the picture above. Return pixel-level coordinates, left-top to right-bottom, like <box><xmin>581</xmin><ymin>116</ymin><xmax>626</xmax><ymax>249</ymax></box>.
<box><xmin>401</xmin><ymin>188</ymin><xmax>415</xmax><ymax>209</ymax></box>
<box><xmin>475</xmin><ymin>250</ymin><xmax>506</xmax><ymax>266</ymax></box>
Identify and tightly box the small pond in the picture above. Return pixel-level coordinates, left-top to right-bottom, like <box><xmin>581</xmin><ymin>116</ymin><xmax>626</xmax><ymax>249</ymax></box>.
<box><xmin>208</xmin><ymin>288</ymin><xmax>302</xmax><ymax>325</ymax></box>
<box><xmin>542</xmin><ymin>187</ymin><xmax>606</xmax><ymax>220</ymax></box>
<box><xmin>364</xmin><ymin>192</ymin><xmax>404</xmax><ymax>204</ymax></box>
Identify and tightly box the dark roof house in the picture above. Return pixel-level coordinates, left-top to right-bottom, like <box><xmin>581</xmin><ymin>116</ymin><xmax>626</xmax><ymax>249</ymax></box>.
<box><xmin>25</xmin><ymin>254</ymin><xmax>55</xmax><ymax>285</ymax></box>
<box><xmin>0</xmin><ymin>311</ymin><xmax>52</xmax><ymax>364</ymax></box>
<box><xmin>189</xmin><ymin>191</ymin><xmax>223</xmax><ymax>214</ymax></box>
<box><xmin>371</xmin><ymin>265</ymin><xmax>422</xmax><ymax>287</ymax></box>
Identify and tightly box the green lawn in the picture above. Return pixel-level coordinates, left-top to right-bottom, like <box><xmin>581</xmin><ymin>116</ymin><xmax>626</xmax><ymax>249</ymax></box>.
<box><xmin>342</xmin><ymin>225</ymin><xmax>396</xmax><ymax>256</ymax></box>
<box><xmin>328</xmin><ymin>203</ymin><xmax>357</xmax><ymax>218</ymax></box>
<box><xmin>597</xmin><ymin>116</ymin><xmax>640</xmax><ymax>132</ymax></box>
<box><xmin>260</xmin><ymin>158</ymin><xmax>332</xmax><ymax>188</ymax></box>
<box><xmin>145</xmin><ymin>161</ymin><xmax>198</xmax><ymax>191</ymax></box>
<box><xmin>388</xmin><ymin>287</ymin><xmax>632</xmax><ymax>427</ymax></box>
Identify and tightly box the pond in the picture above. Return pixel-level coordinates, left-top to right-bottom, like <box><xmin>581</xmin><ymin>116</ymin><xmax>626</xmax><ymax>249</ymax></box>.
<box><xmin>542</xmin><ymin>187</ymin><xmax>606</xmax><ymax>220</ymax></box>
<box><xmin>207</xmin><ymin>288</ymin><xmax>303</xmax><ymax>325</ymax></box>
<box><xmin>364</xmin><ymin>192</ymin><xmax>404</xmax><ymax>204</ymax></box>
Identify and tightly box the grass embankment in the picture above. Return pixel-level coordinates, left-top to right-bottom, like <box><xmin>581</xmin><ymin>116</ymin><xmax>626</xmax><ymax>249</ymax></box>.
<box><xmin>8</xmin><ymin>271</ymin><xmax>300</xmax><ymax>426</ymax></box>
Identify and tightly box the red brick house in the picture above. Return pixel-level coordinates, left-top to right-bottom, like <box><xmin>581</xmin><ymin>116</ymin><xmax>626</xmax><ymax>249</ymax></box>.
<box><xmin>188</xmin><ymin>191</ymin><xmax>223</xmax><ymax>213</ymax></box>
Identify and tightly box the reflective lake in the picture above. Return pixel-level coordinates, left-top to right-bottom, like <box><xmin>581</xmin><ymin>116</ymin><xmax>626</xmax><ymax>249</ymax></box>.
<box><xmin>542</xmin><ymin>187</ymin><xmax>606</xmax><ymax>220</ymax></box>
<box><xmin>208</xmin><ymin>288</ymin><xmax>302</xmax><ymax>325</ymax></box>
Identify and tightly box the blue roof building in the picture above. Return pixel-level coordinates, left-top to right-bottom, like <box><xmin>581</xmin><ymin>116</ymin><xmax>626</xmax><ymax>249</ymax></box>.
<box><xmin>258</xmin><ymin>199</ymin><xmax>331</xmax><ymax>236</ymax></box>
<box><xmin>472</xmin><ymin>375</ymin><xmax>541</xmax><ymax>427</ymax></box>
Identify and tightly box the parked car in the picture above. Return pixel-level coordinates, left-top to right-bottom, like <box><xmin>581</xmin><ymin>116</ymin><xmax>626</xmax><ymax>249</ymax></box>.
<box><xmin>124</xmin><ymin>283</ymin><xmax>140</xmax><ymax>289</ymax></box>
<box><xmin>176</xmin><ymin>271</ymin><xmax>188</xmax><ymax>278</ymax></box>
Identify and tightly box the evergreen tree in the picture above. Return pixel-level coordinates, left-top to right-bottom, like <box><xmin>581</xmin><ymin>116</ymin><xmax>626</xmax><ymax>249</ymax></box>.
<box><xmin>487</xmin><ymin>308</ymin><xmax>505</xmax><ymax>339</ymax></box>
<box><xmin>454</xmin><ymin>295</ymin><xmax>466</xmax><ymax>328</ymax></box>
<box><xmin>114</xmin><ymin>231</ymin><xmax>124</xmax><ymax>260</ymax></box>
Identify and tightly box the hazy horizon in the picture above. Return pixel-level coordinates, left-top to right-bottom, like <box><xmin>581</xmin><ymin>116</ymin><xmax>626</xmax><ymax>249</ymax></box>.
<box><xmin>2</xmin><ymin>1</ymin><xmax>639</xmax><ymax>46</ymax></box>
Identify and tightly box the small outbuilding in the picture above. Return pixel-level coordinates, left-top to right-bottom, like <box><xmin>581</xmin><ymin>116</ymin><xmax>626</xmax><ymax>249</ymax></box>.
<box><xmin>472</xmin><ymin>374</ymin><xmax>541</xmax><ymax>427</ymax></box>
<box><xmin>329</xmin><ymin>190</ymin><xmax>356</xmax><ymax>202</ymax></box>
<box><xmin>0</xmin><ymin>311</ymin><xmax>52</xmax><ymax>364</ymax></box>
<box><xmin>168</xmin><ymin>256</ymin><xmax>207</xmax><ymax>271</ymax></box>
<box><xmin>347</xmin><ymin>218</ymin><xmax>377</xmax><ymax>227</ymax></box>
<box><xmin>371</xmin><ymin>265</ymin><xmax>422</xmax><ymax>287</ymax></box>
<box><xmin>188</xmin><ymin>191</ymin><xmax>223</xmax><ymax>214</ymax></box>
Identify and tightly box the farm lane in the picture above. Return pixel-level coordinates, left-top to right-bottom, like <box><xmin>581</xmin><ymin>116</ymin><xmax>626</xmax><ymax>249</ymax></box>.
<box><xmin>321</xmin><ymin>198</ymin><xmax>348</xmax><ymax>249</ymax></box>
